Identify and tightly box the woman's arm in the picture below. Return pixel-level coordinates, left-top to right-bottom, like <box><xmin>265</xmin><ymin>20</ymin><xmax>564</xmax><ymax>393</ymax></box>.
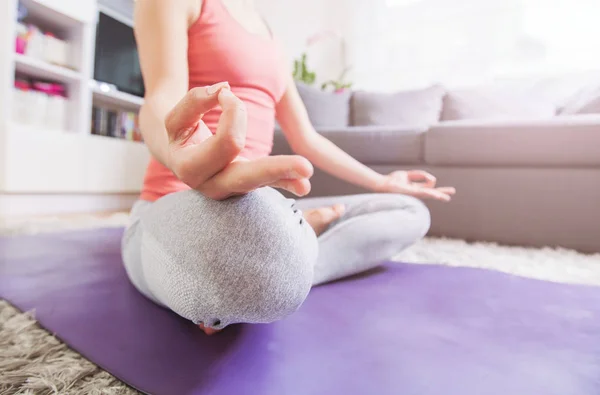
<box><xmin>132</xmin><ymin>1</ymin><xmax>313</xmax><ymax>199</ymax></box>
<box><xmin>275</xmin><ymin>77</ymin><xmax>455</xmax><ymax>201</ymax></box>
<box><xmin>275</xmin><ymin>76</ymin><xmax>386</xmax><ymax>191</ymax></box>
<box><xmin>134</xmin><ymin>0</ymin><xmax>246</xmax><ymax>185</ymax></box>
<box><xmin>134</xmin><ymin>0</ymin><xmax>200</xmax><ymax>166</ymax></box>
<box><xmin>134</xmin><ymin>0</ymin><xmax>248</xmax><ymax>187</ymax></box>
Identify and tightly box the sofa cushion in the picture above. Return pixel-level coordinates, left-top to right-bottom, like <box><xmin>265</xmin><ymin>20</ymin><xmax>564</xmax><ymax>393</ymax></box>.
<box><xmin>560</xmin><ymin>88</ymin><xmax>600</xmax><ymax>115</ymax></box>
<box><xmin>296</xmin><ymin>82</ymin><xmax>351</xmax><ymax>128</ymax></box>
<box><xmin>576</xmin><ymin>95</ymin><xmax>600</xmax><ymax>114</ymax></box>
<box><xmin>489</xmin><ymin>71</ymin><xmax>600</xmax><ymax>109</ymax></box>
<box><xmin>272</xmin><ymin>126</ymin><xmax>426</xmax><ymax>165</ymax></box>
<box><xmin>425</xmin><ymin>115</ymin><xmax>600</xmax><ymax>166</ymax></box>
<box><xmin>441</xmin><ymin>88</ymin><xmax>557</xmax><ymax>122</ymax></box>
<box><xmin>350</xmin><ymin>85</ymin><xmax>444</xmax><ymax>127</ymax></box>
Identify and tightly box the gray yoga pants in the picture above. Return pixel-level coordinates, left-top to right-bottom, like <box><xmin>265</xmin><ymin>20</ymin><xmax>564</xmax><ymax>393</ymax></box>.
<box><xmin>121</xmin><ymin>187</ymin><xmax>430</xmax><ymax>330</ymax></box>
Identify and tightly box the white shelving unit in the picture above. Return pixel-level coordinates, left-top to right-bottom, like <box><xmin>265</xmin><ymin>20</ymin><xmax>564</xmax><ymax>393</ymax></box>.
<box><xmin>14</xmin><ymin>52</ymin><xmax>83</xmax><ymax>82</ymax></box>
<box><xmin>91</xmin><ymin>82</ymin><xmax>144</xmax><ymax>110</ymax></box>
<box><xmin>0</xmin><ymin>0</ymin><xmax>149</xmax><ymax>216</ymax></box>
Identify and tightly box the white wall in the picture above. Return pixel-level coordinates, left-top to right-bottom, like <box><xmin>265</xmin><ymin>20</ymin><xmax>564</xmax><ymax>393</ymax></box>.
<box><xmin>342</xmin><ymin>0</ymin><xmax>600</xmax><ymax>91</ymax></box>
<box><xmin>257</xmin><ymin>0</ymin><xmax>348</xmax><ymax>87</ymax></box>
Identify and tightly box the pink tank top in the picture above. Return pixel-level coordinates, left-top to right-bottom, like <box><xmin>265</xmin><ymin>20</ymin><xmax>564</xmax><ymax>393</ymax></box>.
<box><xmin>140</xmin><ymin>0</ymin><xmax>288</xmax><ymax>202</ymax></box>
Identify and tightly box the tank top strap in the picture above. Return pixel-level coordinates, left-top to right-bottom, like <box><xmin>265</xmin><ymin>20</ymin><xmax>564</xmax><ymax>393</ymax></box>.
<box><xmin>190</xmin><ymin>0</ymin><xmax>228</xmax><ymax>32</ymax></box>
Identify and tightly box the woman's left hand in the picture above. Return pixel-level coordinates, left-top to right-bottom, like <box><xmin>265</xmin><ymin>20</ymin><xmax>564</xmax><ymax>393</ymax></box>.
<box><xmin>376</xmin><ymin>170</ymin><xmax>456</xmax><ymax>202</ymax></box>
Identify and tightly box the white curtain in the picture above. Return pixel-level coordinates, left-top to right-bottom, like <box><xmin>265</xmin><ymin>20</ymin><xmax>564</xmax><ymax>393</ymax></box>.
<box><xmin>343</xmin><ymin>0</ymin><xmax>600</xmax><ymax>91</ymax></box>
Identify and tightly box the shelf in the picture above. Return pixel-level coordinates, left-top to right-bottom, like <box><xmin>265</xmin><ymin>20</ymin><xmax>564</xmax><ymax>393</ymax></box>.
<box><xmin>8</xmin><ymin>120</ymin><xmax>69</xmax><ymax>135</ymax></box>
<box><xmin>91</xmin><ymin>84</ymin><xmax>144</xmax><ymax>110</ymax></box>
<box><xmin>4</xmin><ymin>122</ymin><xmax>150</xmax><ymax>193</ymax></box>
<box><xmin>19</xmin><ymin>0</ymin><xmax>95</xmax><ymax>26</ymax></box>
<box><xmin>9</xmin><ymin>121</ymin><xmax>144</xmax><ymax>145</ymax></box>
<box><xmin>89</xmin><ymin>133</ymin><xmax>145</xmax><ymax>146</ymax></box>
<box><xmin>14</xmin><ymin>53</ymin><xmax>82</xmax><ymax>83</ymax></box>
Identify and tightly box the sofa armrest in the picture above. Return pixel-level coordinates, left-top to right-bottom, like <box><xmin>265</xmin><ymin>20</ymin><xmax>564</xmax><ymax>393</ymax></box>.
<box><xmin>272</xmin><ymin>126</ymin><xmax>427</xmax><ymax>165</ymax></box>
<box><xmin>425</xmin><ymin>116</ymin><xmax>600</xmax><ymax>166</ymax></box>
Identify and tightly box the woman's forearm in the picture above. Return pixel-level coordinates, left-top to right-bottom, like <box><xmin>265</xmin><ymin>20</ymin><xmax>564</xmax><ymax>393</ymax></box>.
<box><xmin>275</xmin><ymin>78</ymin><xmax>386</xmax><ymax>192</ymax></box>
<box><xmin>138</xmin><ymin>90</ymin><xmax>183</xmax><ymax>168</ymax></box>
<box><xmin>134</xmin><ymin>0</ymin><xmax>194</xmax><ymax>169</ymax></box>
<box><xmin>293</xmin><ymin>133</ymin><xmax>385</xmax><ymax>191</ymax></box>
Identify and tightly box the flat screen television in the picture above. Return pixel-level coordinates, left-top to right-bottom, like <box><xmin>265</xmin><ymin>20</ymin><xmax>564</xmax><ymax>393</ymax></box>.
<box><xmin>94</xmin><ymin>12</ymin><xmax>145</xmax><ymax>97</ymax></box>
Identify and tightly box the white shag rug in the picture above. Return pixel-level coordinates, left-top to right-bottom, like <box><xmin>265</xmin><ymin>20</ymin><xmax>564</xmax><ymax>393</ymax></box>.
<box><xmin>0</xmin><ymin>213</ymin><xmax>599</xmax><ymax>394</ymax></box>
<box><xmin>396</xmin><ymin>238</ymin><xmax>600</xmax><ymax>286</ymax></box>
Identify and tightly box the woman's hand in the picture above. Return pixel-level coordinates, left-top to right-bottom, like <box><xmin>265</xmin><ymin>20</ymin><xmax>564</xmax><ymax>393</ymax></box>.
<box><xmin>164</xmin><ymin>83</ymin><xmax>313</xmax><ymax>200</ymax></box>
<box><xmin>376</xmin><ymin>170</ymin><xmax>456</xmax><ymax>202</ymax></box>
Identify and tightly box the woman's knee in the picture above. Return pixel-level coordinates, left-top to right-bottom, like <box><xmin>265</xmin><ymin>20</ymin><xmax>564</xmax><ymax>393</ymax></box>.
<box><xmin>384</xmin><ymin>196</ymin><xmax>431</xmax><ymax>243</ymax></box>
<box><xmin>140</xmin><ymin>188</ymin><xmax>318</xmax><ymax>328</ymax></box>
<box><xmin>402</xmin><ymin>195</ymin><xmax>431</xmax><ymax>239</ymax></box>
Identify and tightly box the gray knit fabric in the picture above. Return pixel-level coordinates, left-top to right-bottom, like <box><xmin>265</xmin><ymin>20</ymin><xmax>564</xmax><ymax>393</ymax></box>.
<box><xmin>293</xmin><ymin>193</ymin><xmax>430</xmax><ymax>285</ymax></box>
<box><xmin>123</xmin><ymin>188</ymin><xmax>317</xmax><ymax>329</ymax></box>
<box><xmin>122</xmin><ymin>188</ymin><xmax>430</xmax><ymax>329</ymax></box>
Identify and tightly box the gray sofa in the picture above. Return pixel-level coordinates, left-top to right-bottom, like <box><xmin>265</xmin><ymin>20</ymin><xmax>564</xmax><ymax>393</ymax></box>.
<box><xmin>272</xmin><ymin>82</ymin><xmax>600</xmax><ymax>253</ymax></box>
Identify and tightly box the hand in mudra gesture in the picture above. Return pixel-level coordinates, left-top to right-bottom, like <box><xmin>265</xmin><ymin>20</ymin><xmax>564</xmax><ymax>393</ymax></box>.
<box><xmin>164</xmin><ymin>82</ymin><xmax>313</xmax><ymax>200</ymax></box>
<box><xmin>376</xmin><ymin>170</ymin><xmax>456</xmax><ymax>202</ymax></box>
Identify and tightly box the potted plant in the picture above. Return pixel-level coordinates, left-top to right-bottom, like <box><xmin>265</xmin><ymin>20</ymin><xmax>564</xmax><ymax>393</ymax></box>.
<box><xmin>321</xmin><ymin>67</ymin><xmax>353</xmax><ymax>93</ymax></box>
<box><xmin>293</xmin><ymin>30</ymin><xmax>353</xmax><ymax>92</ymax></box>
<box><xmin>292</xmin><ymin>52</ymin><xmax>316</xmax><ymax>86</ymax></box>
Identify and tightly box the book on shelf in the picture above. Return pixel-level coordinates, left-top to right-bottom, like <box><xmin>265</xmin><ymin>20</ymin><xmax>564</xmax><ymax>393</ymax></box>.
<box><xmin>91</xmin><ymin>106</ymin><xmax>143</xmax><ymax>142</ymax></box>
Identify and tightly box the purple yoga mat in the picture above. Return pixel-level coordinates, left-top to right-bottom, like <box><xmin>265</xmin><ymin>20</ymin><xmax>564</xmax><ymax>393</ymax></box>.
<box><xmin>1</xmin><ymin>228</ymin><xmax>600</xmax><ymax>395</ymax></box>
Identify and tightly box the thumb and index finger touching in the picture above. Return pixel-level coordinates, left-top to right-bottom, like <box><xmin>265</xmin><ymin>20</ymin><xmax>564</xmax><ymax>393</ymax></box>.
<box><xmin>165</xmin><ymin>82</ymin><xmax>231</xmax><ymax>142</ymax></box>
<box><xmin>164</xmin><ymin>82</ymin><xmax>250</xmax><ymax>188</ymax></box>
<box><xmin>165</xmin><ymin>83</ymin><xmax>314</xmax><ymax>197</ymax></box>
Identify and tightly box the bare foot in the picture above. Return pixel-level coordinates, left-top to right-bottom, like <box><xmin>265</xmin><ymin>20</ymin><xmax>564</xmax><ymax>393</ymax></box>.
<box><xmin>304</xmin><ymin>204</ymin><xmax>345</xmax><ymax>236</ymax></box>
<box><xmin>199</xmin><ymin>323</ymin><xmax>221</xmax><ymax>335</ymax></box>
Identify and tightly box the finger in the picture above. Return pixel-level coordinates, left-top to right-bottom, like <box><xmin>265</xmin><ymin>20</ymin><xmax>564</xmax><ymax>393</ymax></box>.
<box><xmin>204</xmin><ymin>155</ymin><xmax>313</xmax><ymax>196</ymax></box>
<box><xmin>239</xmin><ymin>155</ymin><xmax>314</xmax><ymax>184</ymax></box>
<box><xmin>215</xmin><ymin>88</ymin><xmax>247</xmax><ymax>154</ymax></box>
<box><xmin>421</xmin><ymin>189</ymin><xmax>452</xmax><ymax>202</ymax></box>
<box><xmin>165</xmin><ymin>82</ymin><xmax>230</xmax><ymax>143</ymax></box>
<box><xmin>169</xmin><ymin>88</ymin><xmax>249</xmax><ymax>189</ymax></box>
<box><xmin>407</xmin><ymin>170</ymin><xmax>437</xmax><ymax>188</ymax></box>
<box><xmin>269</xmin><ymin>178</ymin><xmax>312</xmax><ymax>196</ymax></box>
<box><xmin>400</xmin><ymin>185</ymin><xmax>452</xmax><ymax>202</ymax></box>
<box><xmin>436</xmin><ymin>187</ymin><xmax>456</xmax><ymax>195</ymax></box>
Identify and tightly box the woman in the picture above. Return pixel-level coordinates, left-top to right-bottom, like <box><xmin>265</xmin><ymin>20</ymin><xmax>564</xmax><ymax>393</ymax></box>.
<box><xmin>123</xmin><ymin>0</ymin><xmax>455</xmax><ymax>335</ymax></box>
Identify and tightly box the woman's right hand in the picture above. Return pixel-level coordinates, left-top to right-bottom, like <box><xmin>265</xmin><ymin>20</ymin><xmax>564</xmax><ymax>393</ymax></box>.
<box><xmin>164</xmin><ymin>82</ymin><xmax>313</xmax><ymax>200</ymax></box>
